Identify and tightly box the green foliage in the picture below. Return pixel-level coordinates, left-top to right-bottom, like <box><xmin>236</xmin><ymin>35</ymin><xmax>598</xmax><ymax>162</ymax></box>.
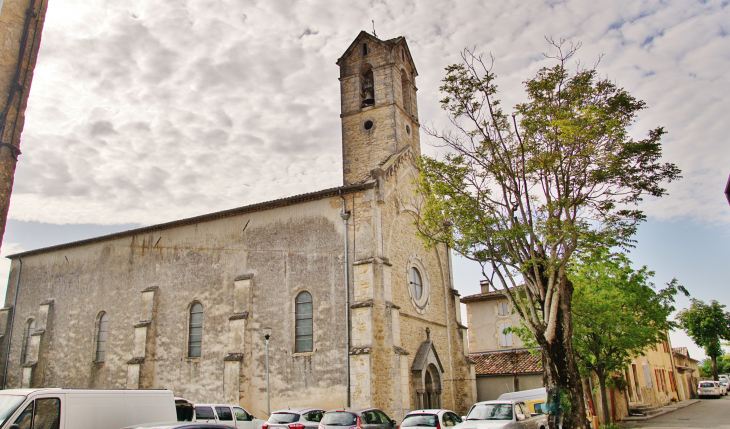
<box><xmin>600</xmin><ymin>424</ymin><xmax>621</xmax><ymax>429</ymax></box>
<box><xmin>699</xmin><ymin>355</ymin><xmax>729</xmax><ymax>378</ymax></box>
<box><xmin>570</xmin><ymin>249</ymin><xmax>687</xmax><ymax>378</ymax></box>
<box><xmin>677</xmin><ymin>299</ymin><xmax>730</xmax><ymax>361</ymax></box>
<box><xmin>416</xmin><ymin>42</ymin><xmax>681</xmax><ymax>345</ymax></box>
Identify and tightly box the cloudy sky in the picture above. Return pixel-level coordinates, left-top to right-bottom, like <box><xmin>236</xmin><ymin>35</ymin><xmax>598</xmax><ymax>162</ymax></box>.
<box><xmin>1</xmin><ymin>0</ymin><xmax>728</xmax><ymax>360</ymax></box>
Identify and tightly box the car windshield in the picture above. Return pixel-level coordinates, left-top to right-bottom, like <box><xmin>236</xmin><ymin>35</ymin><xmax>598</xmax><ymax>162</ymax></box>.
<box><xmin>401</xmin><ymin>414</ymin><xmax>438</xmax><ymax>427</ymax></box>
<box><xmin>268</xmin><ymin>413</ymin><xmax>300</xmax><ymax>424</ymax></box>
<box><xmin>467</xmin><ymin>404</ymin><xmax>513</xmax><ymax>421</ymax></box>
<box><xmin>699</xmin><ymin>382</ymin><xmax>715</xmax><ymax>388</ymax></box>
<box><xmin>0</xmin><ymin>396</ymin><xmax>26</xmax><ymax>425</ymax></box>
<box><xmin>321</xmin><ymin>412</ymin><xmax>357</xmax><ymax>426</ymax></box>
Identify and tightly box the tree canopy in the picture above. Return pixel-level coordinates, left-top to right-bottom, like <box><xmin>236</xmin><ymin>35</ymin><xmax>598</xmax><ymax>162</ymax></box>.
<box><xmin>569</xmin><ymin>249</ymin><xmax>686</xmax><ymax>424</ymax></box>
<box><xmin>415</xmin><ymin>40</ymin><xmax>681</xmax><ymax>429</ymax></box>
<box><xmin>677</xmin><ymin>299</ymin><xmax>730</xmax><ymax>380</ymax></box>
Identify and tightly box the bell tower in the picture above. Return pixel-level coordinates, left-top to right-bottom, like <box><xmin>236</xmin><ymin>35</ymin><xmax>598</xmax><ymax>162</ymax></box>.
<box><xmin>337</xmin><ymin>32</ymin><xmax>420</xmax><ymax>185</ymax></box>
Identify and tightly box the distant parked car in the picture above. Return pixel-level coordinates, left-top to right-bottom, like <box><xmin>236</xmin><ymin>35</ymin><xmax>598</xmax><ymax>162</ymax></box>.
<box><xmin>319</xmin><ymin>408</ymin><xmax>396</xmax><ymax>429</ymax></box>
<box><xmin>400</xmin><ymin>409</ymin><xmax>462</xmax><ymax>429</ymax></box>
<box><xmin>194</xmin><ymin>404</ymin><xmax>264</xmax><ymax>429</ymax></box>
<box><xmin>717</xmin><ymin>380</ymin><xmax>728</xmax><ymax>396</ymax></box>
<box><xmin>454</xmin><ymin>400</ymin><xmax>547</xmax><ymax>429</ymax></box>
<box><xmin>263</xmin><ymin>408</ymin><xmax>326</xmax><ymax>429</ymax></box>
<box><xmin>698</xmin><ymin>381</ymin><xmax>722</xmax><ymax>398</ymax></box>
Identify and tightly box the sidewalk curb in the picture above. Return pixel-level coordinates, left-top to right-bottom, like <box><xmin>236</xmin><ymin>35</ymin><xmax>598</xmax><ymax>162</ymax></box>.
<box><xmin>622</xmin><ymin>400</ymin><xmax>700</xmax><ymax>422</ymax></box>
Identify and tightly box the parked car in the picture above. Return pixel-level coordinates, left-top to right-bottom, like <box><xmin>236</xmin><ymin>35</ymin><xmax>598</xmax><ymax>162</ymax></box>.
<box><xmin>454</xmin><ymin>400</ymin><xmax>547</xmax><ymax>429</ymax></box>
<box><xmin>123</xmin><ymin>424</ymin><xmax>237</xmax><ymax>429</ymax></box>
<box><xmin>717</xmin><ymin>380</ymin><xmax>728</xmax><ymax>396</ymax></box>
<box><xmin>319</xmin><ymin>408</ymin><xmax>396</xmax><ymax>429</ymax></box>
<box><xmin>194</xmin><ymin>404</ymin><xmax>264</xmax><ymax>429</ymax></box>
<box><xmin>263</xmin><ymin>408</ymin><xmax>326</xmax><ymax>429</ymax></box>
<box><xmin>0</xmin><ymin>388</ymin><xmax>176</xmax><ymax>429</ymax></box>
<box><xmin>400</xmin><ymin>410</ymin><xmax>462</xmax><ymax>429</ymax></box>
<box><xmin>497</xmin><ymin>388</ymin><xmax>548</xmax><ymax>415</ymax></box>
<box><xmin>698</xmin><ymin>381</ymin><xmax>722</xmax><ymax>398</ymax></box>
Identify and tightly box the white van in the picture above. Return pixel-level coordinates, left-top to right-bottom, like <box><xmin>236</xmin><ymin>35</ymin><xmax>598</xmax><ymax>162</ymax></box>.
<box><xmin>497</xmin><ymin>388</ymin><xmax>548</xmax><ymax>414</ymax></box>
<box><xmin>193</xmin><ymin>403</ymin><xmax>264</xmax><ymax>429</ymax></box>
<box><xmin>0</xmin><ymin>388</ymin><xmax>176</xmax><ymax>429</ymax></box>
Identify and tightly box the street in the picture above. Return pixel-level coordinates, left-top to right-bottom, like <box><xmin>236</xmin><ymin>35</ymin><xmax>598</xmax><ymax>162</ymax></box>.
<box><xmin>621</xmin><ymin>395</ymin><xmax>730</xmax><ymax>429</ymax></box>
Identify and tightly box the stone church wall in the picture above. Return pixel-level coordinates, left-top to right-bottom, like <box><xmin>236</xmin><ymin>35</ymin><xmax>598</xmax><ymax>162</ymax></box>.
<box><xmin>1</xmin><ymin>196</ymin><xmax>350</xmax><ymax>415</ymax></box>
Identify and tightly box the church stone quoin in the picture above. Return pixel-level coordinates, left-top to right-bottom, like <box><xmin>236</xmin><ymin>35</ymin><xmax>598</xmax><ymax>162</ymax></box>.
<box><xmin>0</xmin><ymin>32</ymin><xmax>475</xmax><ymax>420</ymax></box>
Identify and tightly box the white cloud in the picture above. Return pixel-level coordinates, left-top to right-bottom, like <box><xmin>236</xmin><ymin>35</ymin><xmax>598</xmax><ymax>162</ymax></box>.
<box><xmin>8</xmin><ymin>0</ymin><xmax>729</xmax><ymax>227</ymax></box>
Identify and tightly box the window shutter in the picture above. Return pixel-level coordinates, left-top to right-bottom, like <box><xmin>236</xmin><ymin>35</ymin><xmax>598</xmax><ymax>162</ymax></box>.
<box><xmin>643</xmin><ymin>364</ymin><xmax>653</xmax><ymax>388</ymax></box>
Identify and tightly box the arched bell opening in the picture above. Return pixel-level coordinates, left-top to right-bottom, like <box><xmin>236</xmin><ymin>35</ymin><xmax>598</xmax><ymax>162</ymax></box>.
<box><xmin>361</xmin><ymin>64</ymin><xmax>375</xmax><ymax>107</ymax></box>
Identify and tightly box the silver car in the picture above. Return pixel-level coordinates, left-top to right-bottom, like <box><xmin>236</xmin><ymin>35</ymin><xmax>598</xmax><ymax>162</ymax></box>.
<box><xmin>319</xmin><ymin>408</ymin><xmax>396</xmax><ymax>429</ymax></box>
<box><xmin>400</xmin><ymin>410</ymin><xmax>462</xmax><ymax>429</ymax></box>
<box><xmin>455</xmin><ymin>400</ymin><xmax>546</xmax><ymax>429</ymax></box>
<box><xmin>263</xmin><ymin>408</ymin><xmax>326</xmax><ymax>429</ymax></box>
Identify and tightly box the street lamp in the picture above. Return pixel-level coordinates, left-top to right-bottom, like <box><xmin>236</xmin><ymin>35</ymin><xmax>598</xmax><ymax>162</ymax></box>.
<box><xmin>263</xmin><ymin>327</ymin><xmax>272</xmax><ymax>417</ymax></box>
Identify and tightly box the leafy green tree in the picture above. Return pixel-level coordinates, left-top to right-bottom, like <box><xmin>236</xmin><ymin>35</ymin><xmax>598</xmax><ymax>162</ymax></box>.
<box><xmin>415</xmin><ymin>41</ymin><xmax>681</xmax><ymax>429</ymax></box>
<box><xmin>569</xmin><ymin>250</ymin><xmax>686</xmax><ymax>425</ymax></box>
<box><xmin>699</xmin><ymin>355</ymin><xmax>728</xmax><ymax>378</ymax></box>
<box><xmin>677</xmin><ymin>299</ymin><xmax>730</xmax><ymax>380</ymax></box>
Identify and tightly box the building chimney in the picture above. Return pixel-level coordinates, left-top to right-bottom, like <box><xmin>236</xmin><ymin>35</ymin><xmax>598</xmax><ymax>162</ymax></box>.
<box><xmin>479</xmin><ymin>279</ymin><xmax>490</xmax><ymax>294</ymax></box>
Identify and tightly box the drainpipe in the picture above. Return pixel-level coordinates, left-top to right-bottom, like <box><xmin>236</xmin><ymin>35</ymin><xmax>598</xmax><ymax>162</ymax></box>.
<box><xmin>2</xmin><ymin>256</ymin><xmax>22</xmax><ymax>389</ymax></box>
<box><xmin>339</xmin><ymin>190</ymin><xmax>351</xmax><ymax>407</ymax></box>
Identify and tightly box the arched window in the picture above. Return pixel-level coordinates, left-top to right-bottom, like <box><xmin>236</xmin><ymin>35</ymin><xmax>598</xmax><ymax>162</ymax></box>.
<box><xmin>22</xmin><ymin>320</ymin><xmax>35</xmax><ymax>364</ymax></box>
<box><xmin>410</xmin><ymin>267</ymin><xmax>423</xmax><ymax>300</ymax></box>
<box><xmin>401</xmin><ymin>71</ymin><xmax>411</xmax><ymax>115</ymax></box>
<box><xmin>95</xmin><ymin>312</ymin><xmax>109</xmax><ymax>362</ymax></box>
<box><xmin>295</xmin><ymin>292</ymin><xmax>313</xmax><ymax>353</ymax></box>
<box><xmin>188</xmin><ymin>303</ymin><xmax>203</xmax><ymax>358</ymax></box>
<box><xmin>361</xmin><ymin>65</ymin><xmax>374</xmax><ymax>107</ymax></box>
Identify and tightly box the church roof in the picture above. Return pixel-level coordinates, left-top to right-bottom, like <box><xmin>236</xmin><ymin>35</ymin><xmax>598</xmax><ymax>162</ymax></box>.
<box><xmin>471</xmin><ymin>349</ymin><xmax>543</xmax><ymax>376</ymax></box>
<box><xmin>7</xmin><ymin>181</ymin><xmax>375</xmax><ymax>259</ymax></box>
<box><xmin>336</xmin><ymin>31</ymin><xmax>418</xmax><ymax>76</ymax></box>
<box><xmin>412</xmin><ymin>339</ymin><xmax>444</xmax><ymax>373</ymax></box>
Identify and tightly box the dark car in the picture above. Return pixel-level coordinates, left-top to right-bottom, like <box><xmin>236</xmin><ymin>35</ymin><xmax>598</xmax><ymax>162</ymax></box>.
<box><xmin>319</xmin><ymin>408</ymin><xmax>396</xmax><ymax>429</ymax></box>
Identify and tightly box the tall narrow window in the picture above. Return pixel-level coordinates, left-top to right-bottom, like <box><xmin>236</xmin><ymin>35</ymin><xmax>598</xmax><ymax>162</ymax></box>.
<box><xmin>95</xmin><ymin>312</ymin><xmax>109</xmax><ymax>362</ymax></box>
<box><xmin>295</xmin><ymin>292</ymin><xmax>313</xmax><ymax>352</ymax></box>
<box><xmin>498</xmin><ymin>322</ymin><xmax>513</xmax><ymax>347</ymax></box>
<box><xmin>23</xmin><ymin>320</ymin><xmax>35</xmax><ymax>364</ymax></box>
<box><xmin>401</xmin><ymin>71</ymin><xmax>411</xmax><ymax>115</ymax></box>
<box><xmin>409</xmin><ymin>267</ymin><xmax>423</xmax><ymax>300</ymax></box>
<box><xmin>361</xmin><ymin>66</ymin><xmax>374</xmax><ymax>107</ymax></box>
<box><xmin>188</xmin><ymin>303</ymin><xmax>203</xmax><ymax>358</ymax></box>
<box><xmin>362</xmin><ymin>42</ymin><xmax>369</xmax><ymax>56</ymax></box>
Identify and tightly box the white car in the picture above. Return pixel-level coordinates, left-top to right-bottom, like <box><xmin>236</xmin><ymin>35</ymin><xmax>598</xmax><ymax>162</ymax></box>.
<box><xmin>717</xmin><ymin>380</ymin><xmax>728</xmax><ymax>396</ymax></box>
<box><xmin>264</xmin><ymin>408</ymin><xmax>326</xmax><ymax>429</ymax></box>
<box><xmin>698</xmin><ymin>381</ymin><xmax>722</xmax><ymax>398</ymax></box>
<box><xmin>400</xmin><ymin>409</ymin><xmax>463</xmax><ymax>429</ymax></box>
<box><xmin>194</xmin><ymin>403</ymin><xmax>264</xmax><ymax>429</ymax></box>
<box><xmin>455</xmin><ymin>400</ymin><xmax>546</xmax><ymax>429</ymax></box>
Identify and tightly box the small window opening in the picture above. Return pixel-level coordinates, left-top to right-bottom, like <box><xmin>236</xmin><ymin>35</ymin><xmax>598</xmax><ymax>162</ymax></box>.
<box><xmin>406</xmin><ymin>125</ymin><xmax>411</xmax><ymax>135</ymax></box>
<box><xmin>364</xmin><ymin>120</ymin><xmax>374</xmax><ymax>130</ymax></box>
<box><xmin>401</xmin><ymin>48</ymin><xmax>405</xmax><ymax>61</ymax></box>
<box><xmin>362</xmin><ymin>43</ymin><xmax>369</xmax><ymax>56</ymax></box>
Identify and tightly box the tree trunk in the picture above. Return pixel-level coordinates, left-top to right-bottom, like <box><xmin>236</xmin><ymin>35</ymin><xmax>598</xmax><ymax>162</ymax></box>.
<box><xmin>711</xmin><ymin>356</ymin><xmax>718</xmax><ymax>381</ymax></box>
<box><xmin>540</xmin><ymin>276</ymin><xmax>589</xmax><ymax>429</ymax></box>
<box><xmin>597</xmin><ymin>372</ymin><xmax>611</xmax><ymax>426</ymax></box>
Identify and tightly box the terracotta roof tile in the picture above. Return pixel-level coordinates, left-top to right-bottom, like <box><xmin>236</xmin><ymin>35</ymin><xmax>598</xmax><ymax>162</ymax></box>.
<box><xmin>470</xmin><ymin>349</ymin><xmax>543</xmax><ymax>376</ymax></box>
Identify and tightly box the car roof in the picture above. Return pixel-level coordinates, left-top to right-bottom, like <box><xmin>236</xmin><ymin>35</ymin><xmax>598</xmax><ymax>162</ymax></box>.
<box><xmin>405</xmin><ymin>410</ymin><xmax>452</xmax><ymax>414</ymax></box>
<box><xmin>325</xmin><ymin>408</ymin><xmax>382</xmax><ymax>413</ymax></box>
<box><xmin>124</xmin><ymin>423</ymin><xmax>237</xmax><ymax>429</ymax></box>
<box><xmin>272</xmin><ymin>408</ymin><xmax>324</xmax><ymax>413</ymax></box>
<box><xmin>472</xmin><ymin>400</ymin><xmax>517</xmax><ymax>406</ymax></box>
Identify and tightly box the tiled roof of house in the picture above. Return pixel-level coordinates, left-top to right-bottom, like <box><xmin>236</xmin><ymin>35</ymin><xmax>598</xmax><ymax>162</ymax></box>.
<box><xmin>461</xmin><ymin>289</ymin><xmax>506</xmax><ymax>303</ymax></box>
<box><xmin>470</xmin><ymin>349</ymin><xmax>543</xmax><ymax>376</ymax></box>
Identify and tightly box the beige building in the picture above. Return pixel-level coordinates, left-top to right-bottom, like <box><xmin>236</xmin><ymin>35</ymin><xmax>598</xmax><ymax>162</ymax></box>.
<box><xmin>671</xmin><ymin>347</ymin><xmax>700</xmax><ymax>401</ymax></box>
<box><xmin>461</xmin><ymin>282</ymin><xmax>543</xmax><ymax>401</ymax></box>
<box><xmin>0</xmin><ymin>31</ymin><xmax>475</xmax><ymax>419</ymax></box>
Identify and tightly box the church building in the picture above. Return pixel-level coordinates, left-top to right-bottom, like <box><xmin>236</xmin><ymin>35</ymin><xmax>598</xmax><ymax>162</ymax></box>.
<box><xmin>0</xmin><ymin>31</ymin><xmax>476</xmax><ymax>419</ymax></box>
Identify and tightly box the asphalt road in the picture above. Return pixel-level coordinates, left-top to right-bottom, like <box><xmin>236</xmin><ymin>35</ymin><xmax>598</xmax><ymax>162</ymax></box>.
<box><xmin>621</xmin><ymin>395</ymin><xmax>730</xmax><ymax>429</ymax></box>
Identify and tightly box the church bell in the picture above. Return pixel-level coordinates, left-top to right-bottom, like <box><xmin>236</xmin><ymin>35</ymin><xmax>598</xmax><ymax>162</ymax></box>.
<box><xmin>362</xmin><ymin>90</ymin><xmax>375</xmax><ymax>106</ymax></box>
